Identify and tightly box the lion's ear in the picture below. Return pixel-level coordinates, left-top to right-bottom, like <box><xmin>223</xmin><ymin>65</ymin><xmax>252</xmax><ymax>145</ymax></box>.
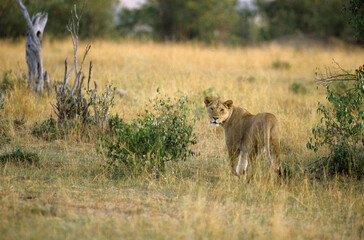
<box><xmin>204</xmin><ymin>96</ymin><xmax>213</xmax><ymax>106</ymax></box>
<box><xmin>223</xmin><ymin>100</ymin><xmax>233</xmax><ymax>109</ymax></box>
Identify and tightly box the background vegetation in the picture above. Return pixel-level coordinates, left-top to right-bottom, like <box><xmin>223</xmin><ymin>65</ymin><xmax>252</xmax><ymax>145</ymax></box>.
<box><xmin>0</xmin><ymin>0</ymin><xmax>116</xmax><ymax>39</ymax></box>
<box><xmin>0</xmin><ymin>0</ymin><xmax>360</xmax><ymax>44</ymax></box>
<box><xmin>255</xmin><ymin>0</ymin><xmax>353</xmax><ymax>41</ymax></box>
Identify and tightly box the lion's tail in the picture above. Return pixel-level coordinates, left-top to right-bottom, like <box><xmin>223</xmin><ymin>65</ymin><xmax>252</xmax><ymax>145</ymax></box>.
<box><xmin>263</xmin><ymin>121</ymin><xmax>272</xmax><ymax>163</ymax></box>
<box><xmin>263</xmin><ymin>116</ymin><xmax>280</xmax><ymax>171</ymax></box>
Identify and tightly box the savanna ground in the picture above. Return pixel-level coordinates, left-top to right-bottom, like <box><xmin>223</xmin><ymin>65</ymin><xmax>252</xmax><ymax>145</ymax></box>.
<box><xmin>0</xmin><ymin>39</ymin><xmax>363</xmax><ymax>239</ymax></box>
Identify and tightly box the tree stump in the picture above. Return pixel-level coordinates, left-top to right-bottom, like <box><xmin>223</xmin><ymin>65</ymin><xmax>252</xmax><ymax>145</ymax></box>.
<box><xmin>16</xmin><ymin>0</ymin><xmax>48</xmax><ymax>95</ymax></box>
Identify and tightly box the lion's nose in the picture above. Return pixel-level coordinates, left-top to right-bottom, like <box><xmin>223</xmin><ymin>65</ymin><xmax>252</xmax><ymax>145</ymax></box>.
<box><xmin>213</xmin><ymin>117</ymin><xmax>218</xmax><ymax>120</ymax></box>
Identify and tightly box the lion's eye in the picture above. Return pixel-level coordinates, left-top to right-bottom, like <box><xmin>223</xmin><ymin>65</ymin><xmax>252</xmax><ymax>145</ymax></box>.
<box><xmin>220</xmin><ymin>109</ymin><xmax>224</xmax><ymax>112</ymax></box>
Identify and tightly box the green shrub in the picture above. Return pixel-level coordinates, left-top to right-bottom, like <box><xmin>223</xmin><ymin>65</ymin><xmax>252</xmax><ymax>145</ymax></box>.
<box><xmin>0</xmin><ymin>149</ymin><xmax>39</xmax><ymax>165</ymax></box>
<box><xmin>289</xmin><ymin>82</ymin><xmax>307</xmax><ymax>94</ymax></box>
<box><xmin>247</xmin><ymin>76</ymin><xmax>256</xmax><ymax>83</ymax></box>
<box><xmin>0</xmin><ymin>70</ymin><xmax>15</xmax><ymax>92</ymax></box>
<box><xmin>32</xmin><ymin>118</ymin><xmax>59</xmax><ymax>141</ymax></box>
<box><xmin>103</xmin><ymin>94</ymin><xmax>197</xmax><ymax>177</ymax></box>
<box><xmin>307</xmin><ymin>65</ymin><xmax>364</xmax><ymax>177</ymax></box>
<box><xmin>272</xmin><ymin>60</ymin><xmax>291</xmax><ymax>70</ymax></box>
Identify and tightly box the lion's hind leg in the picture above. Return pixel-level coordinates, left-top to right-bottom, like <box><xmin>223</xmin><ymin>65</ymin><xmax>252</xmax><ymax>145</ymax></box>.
<box><xmin>236</xmin><ymin>151</ymin><xmax>249</xmax><ymax>180</ymax></box>
<box><xmin>271</xmin><ymin>138</ymin><xmax>280</xmax><ymax>171</ymax></box>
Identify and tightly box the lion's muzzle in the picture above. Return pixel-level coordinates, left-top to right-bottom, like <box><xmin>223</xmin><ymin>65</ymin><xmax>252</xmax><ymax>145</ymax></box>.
<box><xmin>210</xmin><ymin>117</ymin><xmax>220</xmax><ymax>127</ymax></box>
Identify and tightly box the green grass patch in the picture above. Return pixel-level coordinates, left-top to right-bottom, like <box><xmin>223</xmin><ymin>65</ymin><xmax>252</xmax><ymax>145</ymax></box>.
<box><xmin>0</xmin><ymin>149</ymin><xmax>40</xmax><ymax>165</ymax></box>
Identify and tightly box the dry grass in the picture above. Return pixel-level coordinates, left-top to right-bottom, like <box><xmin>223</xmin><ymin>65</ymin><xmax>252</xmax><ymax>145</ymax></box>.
<box><xmin>0</xmin><ymin>39</ymin><xmax>363</xmax><ymax>239</ymax></box>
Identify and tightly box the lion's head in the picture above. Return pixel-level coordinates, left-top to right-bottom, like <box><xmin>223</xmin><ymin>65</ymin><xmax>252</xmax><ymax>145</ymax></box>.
<box><xmin>204</xmin><ymin>96</ymin><xmax>233</xmax><ymax>127</ymax></box>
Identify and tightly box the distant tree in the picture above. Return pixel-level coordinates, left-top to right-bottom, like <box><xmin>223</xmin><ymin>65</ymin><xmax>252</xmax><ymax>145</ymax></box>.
<box><xmin>346</xmin><ymin>0</ymin><xmax>364</xmax><ymax>41</ymax></box>
<box><xmin>255</xmin><ymin>0</ymin><xmax>354</xmax><ymax>40</ymax></box>
<box><xmin>117</xmin><ymin>0</ymin><xmax>242</xmax><ymax>44</ymax></box>
<box><xmin>0</xmin><ymin>0</ymin><xmax>25</xmax><ymax>38</ymax></box>
<box><xmin>0</xmin><ymin>0</ymin><xmax>117</xmax><ymax>39</ymax></box>
<box><xmin>117</xmin><ymin>8</ymin><xmax>142</xmax><ymax>36</ymax></box>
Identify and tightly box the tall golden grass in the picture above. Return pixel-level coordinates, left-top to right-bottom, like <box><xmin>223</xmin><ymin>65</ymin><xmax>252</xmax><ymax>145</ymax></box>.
<box><xmin>0</xmin><ymin>39</ymin><xmax>363</xmax><ymax>239</ymax></box>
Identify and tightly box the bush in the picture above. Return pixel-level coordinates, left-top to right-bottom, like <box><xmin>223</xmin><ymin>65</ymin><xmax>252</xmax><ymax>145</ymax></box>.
<box><xmin>0</xmin><ymin>70</ymin><xmax>15</xmax><ymax>92</ymax></box>
<box><xmin>32</xmin><ymin>117</ymin><xmax>59</xmax><ymax>141</ymax></box>
<box><xmin>103</xmin><ymin>94</ymin><xmax>197</xmax><ymax>177</ymax></box>
<box><xmin>0</xmin><ymin>149</ymin><xmax>39</xmax><ymax>165</ymax></box>
<box><xmin>272</xmin><ymin>60</ymin><xmax>291</xmax><ymax>70</ymax></box>
<box><xmin>289</xmin><ymin>82</ymin><xmax>307</xmax><ymax>94</ymax></box>
<box><xmin>307</xmin><ymin>65</ymin><xmax>364</xmax><ymax>177</ymax></box>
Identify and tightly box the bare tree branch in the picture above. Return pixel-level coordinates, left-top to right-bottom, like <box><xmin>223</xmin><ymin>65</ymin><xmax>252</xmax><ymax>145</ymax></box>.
<box><xmin>79</xmin><ymin>44</ymin><xmax>91</xmax><ymax>74</ymax></box>
<box><xmin>317</xmin><ymin>74</ymin><xmax>356</xmax><ymax>86</ymax></box>
<box><xmin>53</xmin><ymin>0</ymin><xmax>93</xmax><ymax>123</ymax></box>
<box><xmin>87</xmin><ymin>61</ymin><xmax>93</xmax><ymax>91</ymax></box>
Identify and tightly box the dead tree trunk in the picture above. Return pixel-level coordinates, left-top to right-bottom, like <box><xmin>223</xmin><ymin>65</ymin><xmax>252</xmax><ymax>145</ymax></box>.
<box><xmin>16</xmin><ymin>0</ymin><xmax>48</xmax><ymax>95</ymax></box>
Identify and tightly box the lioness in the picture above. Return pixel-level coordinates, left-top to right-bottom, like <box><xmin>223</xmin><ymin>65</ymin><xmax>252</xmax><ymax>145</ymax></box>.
<box><xmin>204</xmin><ymin>96</ymin><xmax>280</xmax><ymax>179</ymax></box>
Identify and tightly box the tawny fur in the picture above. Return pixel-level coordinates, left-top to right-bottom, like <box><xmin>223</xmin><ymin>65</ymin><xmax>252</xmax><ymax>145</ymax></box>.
<box><xmin>204</xmin><ymin>96</ymin><xmax>280</xmax><ymax>178</ymax></box>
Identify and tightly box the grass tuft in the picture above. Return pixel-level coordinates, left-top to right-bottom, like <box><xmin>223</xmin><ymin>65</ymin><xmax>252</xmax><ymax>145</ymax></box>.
<box><xmin>0</xmin><ymin>148</ymin><xmax>40</xmax><ymax>165</ymax></box>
